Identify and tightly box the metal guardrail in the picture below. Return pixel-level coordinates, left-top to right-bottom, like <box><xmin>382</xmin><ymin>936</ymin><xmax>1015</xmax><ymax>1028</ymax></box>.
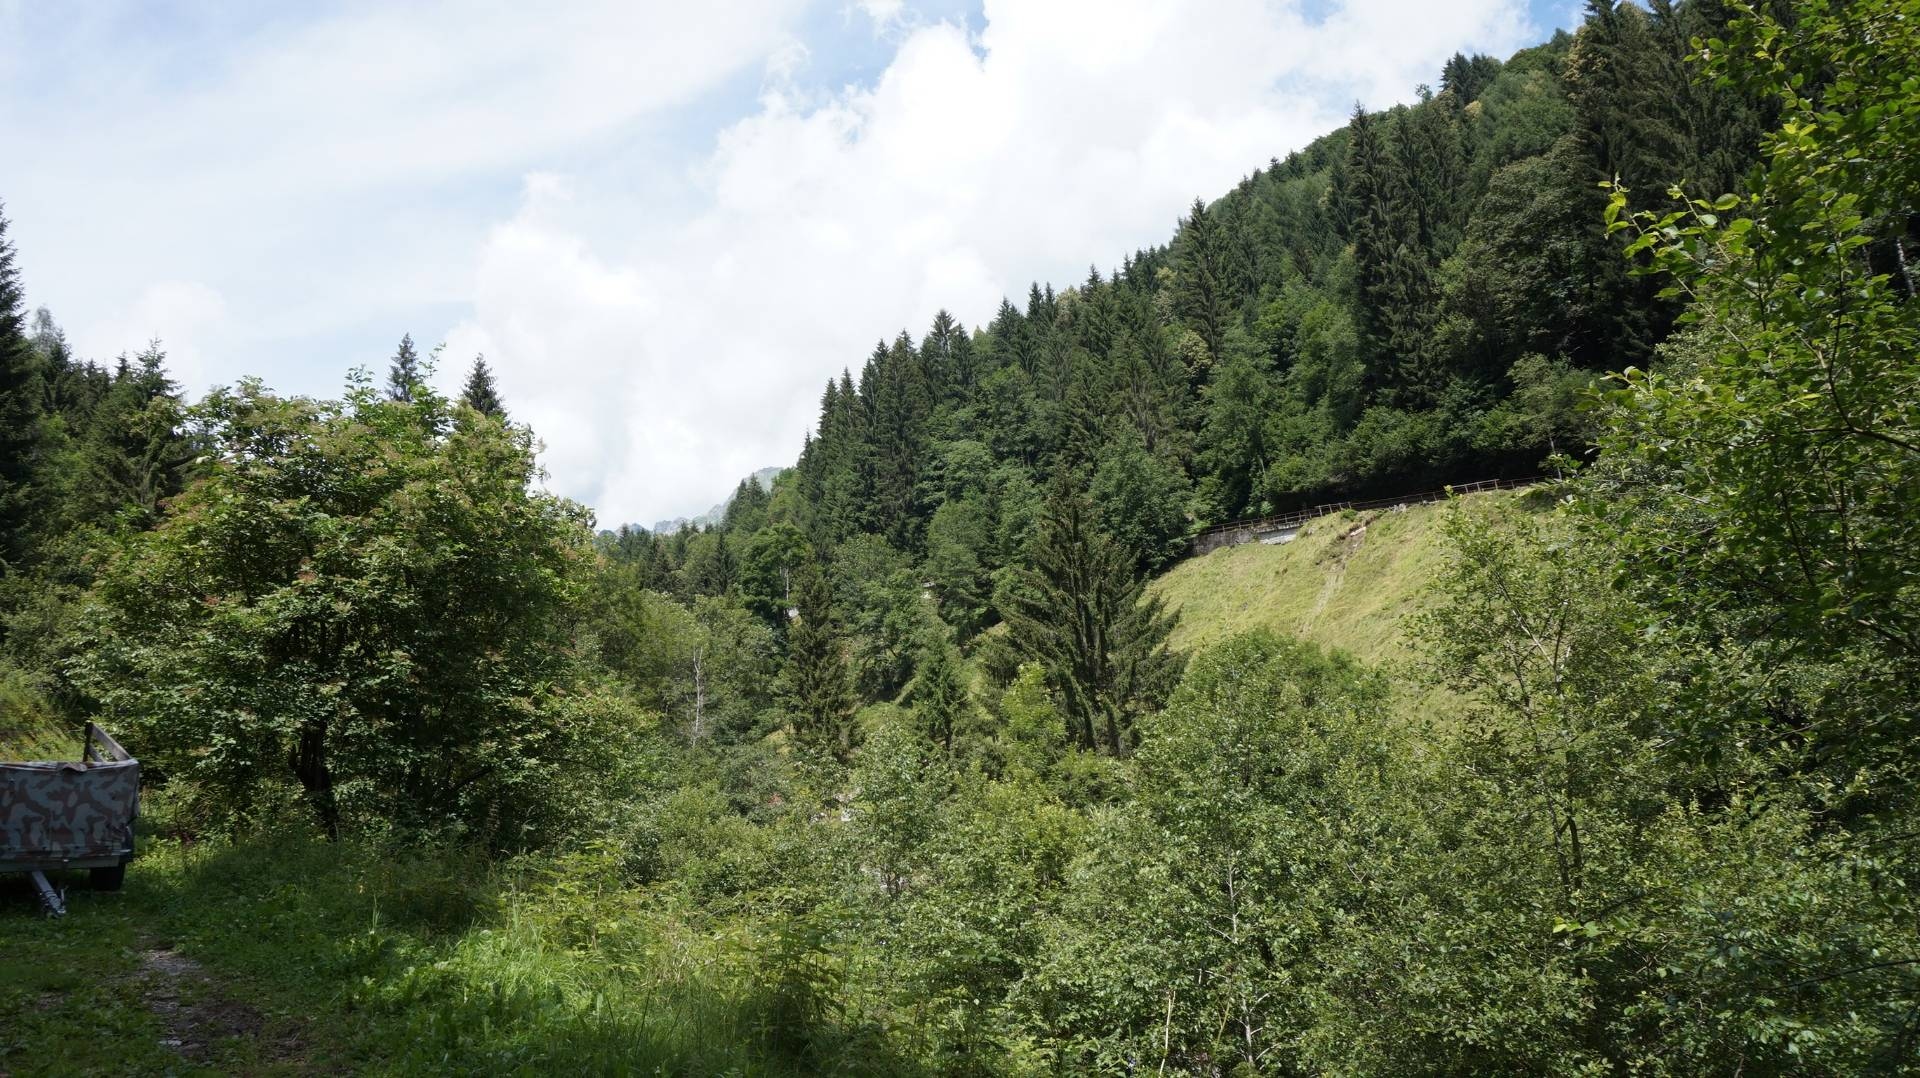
<box><xmin>1190</xmin><ymin>477</ymin><xmax>1542</xmax><ymax>554</ymax></box>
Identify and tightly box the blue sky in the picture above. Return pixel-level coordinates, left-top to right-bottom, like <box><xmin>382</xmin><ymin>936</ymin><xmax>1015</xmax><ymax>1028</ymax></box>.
<box><xmin>1</xmin><ymin>0</ymin><xmax>1587</xmax><ymax>525</ymax></box>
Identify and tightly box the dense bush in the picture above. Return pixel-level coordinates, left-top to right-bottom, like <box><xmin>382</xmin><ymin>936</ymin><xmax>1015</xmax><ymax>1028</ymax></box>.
<box><xmin>67</xmin><ymin>377</ymin><xmax>616</xmax><ymax>846</ymax></box>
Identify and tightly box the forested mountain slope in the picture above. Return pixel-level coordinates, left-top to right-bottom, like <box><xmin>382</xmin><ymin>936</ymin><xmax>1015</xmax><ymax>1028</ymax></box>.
<box><xmin>608</xmin><ymin>0</ymin><xmax>1782</xmax><ymax>670</ymax></box>
<box><xmin>4</xmin><ymin>0</ymin><xmax>1919</xmax><ymax>1072</ymax></box>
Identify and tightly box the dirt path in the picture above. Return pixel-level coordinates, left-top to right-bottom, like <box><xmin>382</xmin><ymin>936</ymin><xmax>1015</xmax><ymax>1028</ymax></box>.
<box><xmin>137</xmin><ymin>944</ymin><xmax>306</xmax><ymax>1069</ymax></box>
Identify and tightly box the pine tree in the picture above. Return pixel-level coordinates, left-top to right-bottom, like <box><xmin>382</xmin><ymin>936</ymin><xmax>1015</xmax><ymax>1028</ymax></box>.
<box><xmin>858</xmin><ymin>332</ymin><xmax>931</xmax><ymax>551</ymax></box>
<box><xmin>778</xmin><ymin>560</ymin><xmax>856</xmax><ymax>760</ymax></box>
<box><xmin>1344</xmin><ymin>105</ymin><xmax>1435</xmax><ymax>402</ymax></box>
<box><xmin>921</xmin><ymin>309</ymin><xmax>970</xmax><ymax>403</ymax></box>
<box><xmin>1026</xmin><ymin>282</ymin><xmax>1051</xmax><ymax>326</ymax></box>
<box><xmin>722</xmin><ymin>475</ymin><xmax>770</xmax><ymax>533</ymax></box>
<box><xmin>1559</xmin><ymin>0</ymin><xmax>1694</xmax><ymax>365</ymax></box>
<box><xmin>55</xmin><ymin>343</ymin><xmax>195</xmax><ymax>530</ymax></box>
<box><xmin>1397</xmin><ymin>89</ymin><xmax>1468</xmax><ymax>260</ymax></box>
<box><xmin>1175</xmin><ymin>198</ymin><xmax>1228</xmax><ymax>364</ymax></box>
<box><xmin>386</xmin><ymin>333</ymin><xmax>421</xmax><ymax>402</ymax></box>
<box><xmin>689</xmin><ymin>530</ymin><xmax>738</xmax><ymax>597</ymax></box>
<box><xmin>981</xmin><ymin>297</ymin><xmax>1028</xmax><ymax>379</ymax></box>
<box><xmin>911</xmin><ymin>625</ymin><xmax>968</xmax><ymax>755</ymax></box>
<box><xmin>1001</xmin><ymin>478</ymin><xmax>1181</xmax><ymax>756</ymax></box>
<box><xmin>460</xmin><ymin>354</ymin><xmax>505</xmax><ymax>418</ymax></box>
<box><xmin>0</xmin><ymin>203</ymin><xmax>48</xmax><ymax>573</ymax></box>
<box><xmin>816</xmin><ymin>368</ymin><xmax>867</xmax><ymax>541</ymax></box>
<box><xmin>1440</xmin><ymin>52</ymin><xmax>1501</xmax><ymax>103</ymax></box>
<box><xmin>29</xmin><ymin>308</ymin><xmax>72</xmax><ymax>413</ymax></box>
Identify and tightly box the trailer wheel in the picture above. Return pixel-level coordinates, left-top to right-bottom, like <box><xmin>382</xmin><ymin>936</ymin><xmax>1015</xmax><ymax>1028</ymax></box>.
<box><xmin>90</xmin><ymin>864</ymin><xmax>126</xmax><ymax>891</ymax></box>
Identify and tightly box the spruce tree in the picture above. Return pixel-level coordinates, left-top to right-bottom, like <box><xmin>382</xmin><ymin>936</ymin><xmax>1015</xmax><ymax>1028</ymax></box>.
<box><xmin>1560</xmin><ymin>0</ymin><xmax>1690</xmax><ymax>364</ymax></box>
<box><xmin>858</xmin><ymin>332</ymin><xmax>930</xmax><ymax>551</ymax></box>
<box><xmin>1397</xmin><ymin>90</ymin><xmax>1468</xmax><ymax>259</ymax></box>
<box><xmin>778</xmin><ymin>560</ymin><xmax>856</xmax><ymax>760</ymax></box>
<box><xmin>691</xmin><ymin>530</ymin><xmax>738</xmax><ymax>597</ymax></box>
<box><xmin>29</xmin><ymin>308</ymin><xmax>72</xmax><ymax>412</ymax></box>
<box><xmin>911</xmin><ymin>625</ymin><xmax>969</xmax><ymax>755</ymax></box>
<box><xmin>386</xmin><ymin>333</ymin><xmax>421</xmax><ymax>402</ymax></box>
<box><xmin>29</xmin><ymin>308</ymin><xmax>110</xmax><ymax>435</ymax></box>
<box><xmin>1001</xmin><ymin>478</ymin><xmax>1181</xmax><ymax>756</ymax></box>
<box><xmin>722</xmin><ymin>474</ymin><xmax>770</xmax><ymax>533</ymax></box>
<box><xmin>1175</xmin><ymin>196</ymin><xmax>1236</xmax><ymax>361</ymax></box>
<box><xmin>990</xmin><ymin>297</ymin><xmax>1036</xmax><ymax>377</ymax></box>
<box><xmin>1440</xmin><ymin>52</ymin><xmax>1501</xmax><ymax>103</ymax></box>
<box><xmin>818</xmin><ymin>369</ymin><xmax>866</xmax><ymax>540</ymax></box>
<box><xmin>0</xmin><ymin>204</ymin><xmax>48</xmax><ymax>573</ymax></box>
<box><xmin>1344</xmin><ymin>105</ymin><xmax>1435</xmax><ymax>402</ymax></box>
<box><xmin>921</xmin><ymin>309</ymin><xmax>971</xmax><ymax>403</ymax></box>
<box><xmin>460</xmin><ymin>354</ymin><xmax>505</xmax><ymax>418</ymax></box>
<box><xmin>71</xmin><ymin>344</ymin><xmax>194</xmax><ymax>529</ymax></box>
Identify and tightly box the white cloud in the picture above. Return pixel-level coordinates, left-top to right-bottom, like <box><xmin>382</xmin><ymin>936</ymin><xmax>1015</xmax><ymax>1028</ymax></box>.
<box><xmin>457</xmin><ymin>0</ymin><xmax>1538</xmax><ymax>525</ymax></box>
<box><xmin>853</xmin><ymin>0</ymin><xmax>910</xmax><ymax>32</ymax></box>
<box><xmin>6</xmin><ymin>0</ymin><xmax>806</xmax><ymax>395</ymax></box>
<box><xmin>83</xmin><ymin>281</ymin><xmax>229</xmax><ymax>390</ymax></box>
<box><xmin>7</xmin><ymin>0</ymin><xmax>1545</xmax><ymax>526</ymax></box>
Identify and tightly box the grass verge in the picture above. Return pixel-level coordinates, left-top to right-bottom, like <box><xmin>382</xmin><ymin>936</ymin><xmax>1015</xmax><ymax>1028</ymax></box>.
<box><xmin>0</xmin><ymin>796</ymin><xmax>910</xmax><ymax>1076</ymax></box>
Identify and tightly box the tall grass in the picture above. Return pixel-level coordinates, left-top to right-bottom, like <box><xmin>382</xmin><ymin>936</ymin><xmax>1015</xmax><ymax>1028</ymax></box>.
<box><xmin>10</xmin><ymin>799</ymin><xmax>912</xmax><ymax>1076</ymax></box>
<box><xmin>4</xmin><ymin>760</ymin><xmax>916</xmax><ymax>1076</ymax></box>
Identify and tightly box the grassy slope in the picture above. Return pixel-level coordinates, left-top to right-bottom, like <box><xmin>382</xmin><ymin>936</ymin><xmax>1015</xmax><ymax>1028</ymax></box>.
<box><xmin>1153</xmin><ymin>489</ymin><xmax>1532</xmax><ymax>686</ymax></box>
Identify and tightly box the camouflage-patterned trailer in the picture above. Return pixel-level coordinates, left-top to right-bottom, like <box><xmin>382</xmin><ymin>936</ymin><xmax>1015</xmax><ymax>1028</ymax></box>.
<box><xmin>1</xmin><ymin>723</ymin><xmax>139</xmax><ymax>916</ymax></box>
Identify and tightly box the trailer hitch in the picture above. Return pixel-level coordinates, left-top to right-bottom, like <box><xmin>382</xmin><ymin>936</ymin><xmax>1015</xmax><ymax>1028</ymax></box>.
<box><xmin>30</xmin><ymin>869</ymin><xmax>65</xmax><ymax>917</ymax></box>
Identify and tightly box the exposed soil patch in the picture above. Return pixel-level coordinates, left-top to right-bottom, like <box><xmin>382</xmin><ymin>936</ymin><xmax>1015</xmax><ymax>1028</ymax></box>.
<box><xmin>137</xmin><ymin>945</ymin><xmax>306</xmax><ymax>1067</ymax></box>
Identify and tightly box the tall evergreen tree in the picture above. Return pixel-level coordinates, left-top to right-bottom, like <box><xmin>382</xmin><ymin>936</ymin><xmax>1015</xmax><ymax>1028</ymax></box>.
<box><xmin>70</xmin><ymin>344</ymin><xmax>195</xmax><ymax>530</ymax></box>
<box><xmin>0</xmin><ymin>204</ymin><xmax>48</xmax><ymax>573</ymax></box>
<box><xmin>911</xmin><ymin>625</ymin><xmax>968</xmax><ymax>755</ymax></box>
<box><xmin>1440</xmin><ymin>51</ymin><xmax>1502</xmax><ymax>103</ymax></box>
<box><xmin>921</xmin><ymin>309</ymin><xmax>971</xmax><ymax>404</ymax></box>
<box><xmin>1397</xmin><ymin>89</ymin><xmax>1469</xmax><ymax>259</ymax></box>
<box><xmin>816</xmin><ymin>368</ymin><xmax>867</xmax><ymax>540</ymax></box>
<box><xmin>722</xmin><ymin>475</ymin><xmax>770</xmax><ymax>534</ymax></box>
<box><xmin>460</xmin><ymin>354</ymin><xmax>505</xmax><ymax>418</ymax></box>
<box><xmin>1000</xmin><ymin>478</ymin><xmax>1182</xmax><ymax>756</ymax></box>
<box><xmin>778</xmin><ymin>560</ymin><xmax>856</xmax><ymax>760</ymax></box>
<box><xmin>1175</xmin><ymin>198</ymin><xmax>1229</xmax><ymax>364</ymax></box>
<box><xmin>859</xmin><ymin>333</ymin><xmax>931</xmax><ymax>551</ymax></box>
<box><xmin>386</xmin><ymin>333</ymin><xmax>422</xmax><ymax>402</ymax></box>
<box><xmin>671</xmin><ymin>529</ymin><xmax>733</xmax><ymax>599</ymax></box>
<box><xmin>29</xmin><ymin>308</ymin><xmax>74</xmax><ymax>414</ymax></box>
<box><xmin>1343</xmin><ymin>105</ymin><xmax>1435</xmax><ymax>401</ymax></box>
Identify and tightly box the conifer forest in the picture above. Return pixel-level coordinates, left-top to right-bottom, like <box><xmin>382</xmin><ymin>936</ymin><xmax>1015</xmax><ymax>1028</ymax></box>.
<box><xmin>2</xmin><ymin>0</ymin><xmax>1918</xmax><ymax>1073</ymax></box>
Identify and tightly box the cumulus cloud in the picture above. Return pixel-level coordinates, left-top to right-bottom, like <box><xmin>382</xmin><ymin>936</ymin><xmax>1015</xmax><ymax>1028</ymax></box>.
<box><xmin>3</xmin><ymin>0</ymin><xmax>806</xmax><ymax>394</ymax></box>
<box><xmin>852</xmin><ymin>0</ymin><xmax>910</xmax><ymax>32</ymax></box>
<box><xmin>456</xmin><ymin>0</ymin><xmax>1538</xmax><ymax>525</ymax></box>
<box><xmin>85</xmin><ymin>281</ymin><xmax>230</xmax><ymax>390</ymax></box>
<box><xmin>6</xmin><ymin>0</ymin><xmax>1547</xmax><ymax>526</ymax></box>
